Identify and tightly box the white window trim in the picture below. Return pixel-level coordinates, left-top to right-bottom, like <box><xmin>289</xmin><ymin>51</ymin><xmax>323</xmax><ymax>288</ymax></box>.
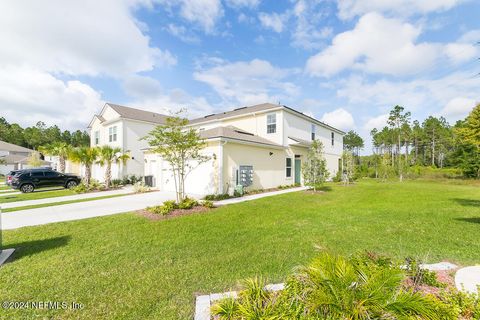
<box><xmin>286</xmin><ymin>157</ymin><xmax>292</xmax><ymax>178</ymax></box>
<box><xmin>311</xmin><ymin>124</ymin><xmax>316</xmax><ymax>141</ymax></box>
<box><xmin>267</xmin><ymin>113</ymin><xmax>276</xmax><ymax>134</ymax></box>
<box><xmin>109</xmin><ymin>126</ymin><xmax>118</xmax><ymax>142</ymax></box>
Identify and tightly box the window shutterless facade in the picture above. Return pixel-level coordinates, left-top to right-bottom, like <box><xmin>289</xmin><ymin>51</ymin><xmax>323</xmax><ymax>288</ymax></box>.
<box><xmin>94</xmin><ymin>131</ymin><xmax>99</xmax><ymax>145</ymax></box>
<box><xmin>311</xmin><ymin>124</ymin><xmax>316</xmax><ymax>140</ymax></box>
<box><xmin>286</xmin><ymin>157</ymin><xmax>292</xmax><ymax>177</ymax></box>
<box><xmin>331</xmin><ymin>132</ymin><xmax>335</xmax><ymax>146</ymax></box>
<box><xmin>267</xmin><ymin>113</ymin><xmax>276</xmax><ymax>134</ymax></box>
<box><xmin>109</xmin><ymin>126</ymin><xmax>117</xmax><ymax>142</ymax></box>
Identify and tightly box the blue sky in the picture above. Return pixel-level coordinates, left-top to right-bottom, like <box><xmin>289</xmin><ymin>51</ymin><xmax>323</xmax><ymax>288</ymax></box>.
<box><xmin>1</xmin><ymin>0</ymin><xmax>479</xmax><ymax>151</ymax></box>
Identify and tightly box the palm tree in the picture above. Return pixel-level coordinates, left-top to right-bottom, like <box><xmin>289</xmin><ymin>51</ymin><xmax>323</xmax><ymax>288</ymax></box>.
<box><xmin>96</xmin><ymin>145</ymin><xmax>130</xmax><ymax>189</ymax></box>
<box><xmin>69</xmin><ymin>147</ymin><xmax>99</xmax><ymax>186</ymax></box>
<box><xmin>39</xmin><ymin>142</ymin><xmax>71</xmax><ymax>173</ymax></box>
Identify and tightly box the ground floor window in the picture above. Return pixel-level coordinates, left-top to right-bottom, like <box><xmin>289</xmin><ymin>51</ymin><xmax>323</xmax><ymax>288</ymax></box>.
<box><xmin>286</xmin><ymin>157</ymin><xmax>292</xmax><ymax>177</ymax></box>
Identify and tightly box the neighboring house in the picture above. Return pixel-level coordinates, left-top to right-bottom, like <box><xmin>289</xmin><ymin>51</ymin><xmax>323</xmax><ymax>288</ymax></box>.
<box><xmin>88</xmin><ymin>103</ymin><xmax>168</xmax><ymax>181</ymax></box>
<box><xmin>144</xmin><ymin>103</ymin><xmax>345</xmax><ymax>195</ymax></box>
<box><xmin>0</xmin><ymin>140</ymin><xmax>51</xmax><ymax>175</ymax></box>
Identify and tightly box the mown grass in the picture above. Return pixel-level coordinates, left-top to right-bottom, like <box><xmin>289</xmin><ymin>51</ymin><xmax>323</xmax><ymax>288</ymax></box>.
<box><xmin>0</xmin><ymin>179</ymin><xmax>479</xmax><ymax>319</ymax></box>
<box><xmin>0</xmin><ymin>188</ymin><xmax>76</xmax><ymax>204</ymax></box>
<box><xmin>2</xmin><ymin>193</ymin><xmax>131</xmax><ymax>212</ymax></box>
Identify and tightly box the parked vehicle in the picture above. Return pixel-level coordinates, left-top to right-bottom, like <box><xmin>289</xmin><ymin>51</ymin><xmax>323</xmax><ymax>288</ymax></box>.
<box><xmin>5</xmin><ymin>170</ymin><xmax>25</xmax><ymax>186</ymax></box>
<box><xmin>11</xmin><ymin>168</ymin><xmax>81</xmax><ymax>193</ymax></box>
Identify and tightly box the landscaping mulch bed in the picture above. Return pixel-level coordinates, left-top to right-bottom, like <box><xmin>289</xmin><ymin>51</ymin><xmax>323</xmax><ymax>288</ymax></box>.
<box><xmin>137</xmin><ymin>205</ymin><xmax>213</xmax><ymax>221</ymax></box>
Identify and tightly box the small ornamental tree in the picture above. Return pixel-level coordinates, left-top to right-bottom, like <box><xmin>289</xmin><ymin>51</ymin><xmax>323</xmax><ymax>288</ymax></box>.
<box><xmin>302</xmin><ymin>140</ymin><xmax>329</xmax><ymax>191</ymax></box>
<box><xmin>341</xmin><ymin>151</ymin><xmax>355</xmax><ymax>186</ymax></box>
<box><xmin>27</xmin><ymin>151</ymin><xmax>42</xmax><ymax>168</ymax></box>
<box><xmin>96</xmin><ymin>146</ymin><xmax>130</xmax><ymax>189</ymax></box>
<box><xmin>144</xmin><ymin>112</ymin><xmax>210</xmax><ymax>202</ymax></box>
<box><xmin>39</xmin><ymin>141</ymin><xmax>71</xmax><ymax>173</ymax></box>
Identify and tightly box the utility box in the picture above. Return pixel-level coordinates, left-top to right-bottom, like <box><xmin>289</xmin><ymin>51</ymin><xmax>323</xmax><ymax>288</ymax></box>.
<box><xmin>238</xmin><ymin>165</ymin><xmax>253</xmax><ymax>187</ymax></box>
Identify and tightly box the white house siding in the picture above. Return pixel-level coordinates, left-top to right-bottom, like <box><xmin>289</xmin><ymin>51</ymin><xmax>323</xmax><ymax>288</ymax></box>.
<box><xmin>122</xmin><ymin>119</ymin><xmax>157</xmax><ymax>179</ymax></box>
<box><xmin>144</xmin><ymin>142</ymin><xmax>221</xmax><ymax>196</ymax></box>
<box><xmin>0</xmin><ymin>164</ymin><xmax>16</xmax><ymax>175</ymax></box>
<box><xmin>283</xmin><ymin>111</ymin><xmax>343</xmax><ymax>177</ymax></box>
<box><xmin>221</xmin><ymin>142</ymin><xmax>291</xmax><ymax>192</ymax></box>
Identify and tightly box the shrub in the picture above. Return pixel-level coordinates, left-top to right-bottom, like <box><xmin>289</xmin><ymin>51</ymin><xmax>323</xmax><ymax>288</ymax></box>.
<box><xmin>204</xmin><ymin>193</ymin><xmax>231</xmax><ymax>201</ymax></box>
<box><xmin>202</xmin><ymin>200</ymin><xmax>214</xmax><ymax>208</ymax></box>
<box><xmin>129</xmin><ymin>175</ymin><xmax>142</xmax><ymax>184</ymax></box>
<box><xmin>404</xmin><ymin>257</ymin><xmax>446</xmax><ymax>288</ymax></box>
<box><xmin>438</xmin><ymin>288</ymin><xmax>480</xmax><ymax>319</ymax></box>
<box><xmin>133</xmin><ymin>182</ymin><xmax>150</xmax><ymax>193</ymax></box>
<box><xmin>147</xmin><ymin>200</ymin><xmax>178</xmax><ymax>216</ymax></box>
<box><xmin>212</xmin><ymin>252</ymin><xmax>444</xmax><ymax>320</ymax></box>
<box><xmin>110</xmin><ymin>179</ymin><xmax>122</xmax><ymax>188</ymax></box>
<box><xmin>178</xmin><ymin>197</ymin><xmax>198</xmax><ymax>209</ymax></box>
<box><xmin>72</xmin><ymin>182</ymin><xmax>88</xmax><ymax>194</ymax></box>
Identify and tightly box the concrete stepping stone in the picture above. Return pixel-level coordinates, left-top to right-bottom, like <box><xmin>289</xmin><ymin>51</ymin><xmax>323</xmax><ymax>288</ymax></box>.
<box><xmin>421</xmin><ymin>262</ymin><xmax>458</xmax><ymax>271</ymax></box>
<box><xmin>455</xmin><ymin>266</ymin><xmax>480</xmax><ymax>294</ymax></box>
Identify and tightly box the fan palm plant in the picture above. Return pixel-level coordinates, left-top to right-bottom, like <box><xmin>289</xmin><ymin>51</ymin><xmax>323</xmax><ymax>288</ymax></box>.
<box><xmin>286</xmin><ymin>252</ymin><xmax>441</xmax><ymax>319</ymax></box>
<box><xmin>39</xmin><ymin>142</ymin><xmax>71</xmax><ymax>173</ymax></box>
<box><xmin>96</xmin><ymin>145</ymin><xmax>130</xmax><ymax>189</ymax></box>
<box><xmin>69</xmin><ymin>146</ymin><xmax>99</xmax><ymax>186</ymax></box>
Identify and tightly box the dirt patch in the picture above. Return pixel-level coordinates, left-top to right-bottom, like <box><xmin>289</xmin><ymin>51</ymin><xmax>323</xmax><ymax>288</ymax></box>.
<box><xmin>404</xmin><ymin>266</ymin><xmax>459</xmax><ymax>296</ymax></box>
<box><xmin>137</xmin><ymin>205</ymin><xmax>213</xmax><ymax>221</ymax></box>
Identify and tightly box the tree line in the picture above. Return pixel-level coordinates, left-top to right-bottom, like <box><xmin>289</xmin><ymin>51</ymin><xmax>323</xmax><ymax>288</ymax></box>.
<box><xmin>0</xmin><ymin>117</ymin><xmax>90</xmax><ymax>149</ymax></box>
<box><xmin>342</xmin><ymin>104</ymin><xmax>480</xmax><ymax>180</ymax></box>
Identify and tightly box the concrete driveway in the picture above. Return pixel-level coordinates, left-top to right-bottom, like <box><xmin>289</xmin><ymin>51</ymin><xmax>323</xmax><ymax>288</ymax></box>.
<box><xmin>1</xmin><ymin>190</ymin><xmax>181</xmax><ymax>230</ymax></box>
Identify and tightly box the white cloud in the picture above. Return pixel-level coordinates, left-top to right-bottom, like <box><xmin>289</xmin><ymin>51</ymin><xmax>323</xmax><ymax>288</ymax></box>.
<box><xmin>440</xmin><ymin>97</ymin><xmax>477</xmax><ymax>121</ymax></box>
<box><xmin>336</xmin><ymin>71</ymin><xmax>480</xmax><ymax>129</ymax></box>
<box><xmin>363</xmin><ymin>114</ymin><xmax>389</xmax><ymax>131</ymax></box>
<box><xmin>291</xmin><ymin>0</ymin><xmax>333</xmax><ymax>49</ymax></box>
<box><xmin>179</xmin><ymin>0</ymin><xmax>223</xmax><ymax>33</ymax></box>
<box><xmin>321</xmin><ymin>108</ymin><xmax>355</xmax><ymax>131</ymax></box>
<box><xmin>336</xmin><ymin>0</ymin><xmax>463</xmax><ymax>20</ymax></box>
<box><xmin>0</xmin><ymin>0</ymin><xmax>175</xmax><ymax>77</ymax></box>
<box><xmin>0</xmin><ymin>66</ymin><xmax>103</xmax><ymax>129</ymax></box>
<box><xmin>225</xmin><ymin>0</ymin><xmax>259</xmax><ymax>8</ymax></box>
<box><xmin>193</xmin><ymin>58</ymin><xmax>300</xmax><ymax>106</ymax></box>
<box><xmin>165</xmin><ymin>23</ymin><xmax>200</xmax><ymax>43</ymax></box>
<box><xmin>306</xmin><ymin>13</ymin><xmax>440</xmax><ymax>77</ymax></box>
<box><xmin>258</xmin><ymin>12</ymin><xmax>287</xmax><ymax>33</ymax></box>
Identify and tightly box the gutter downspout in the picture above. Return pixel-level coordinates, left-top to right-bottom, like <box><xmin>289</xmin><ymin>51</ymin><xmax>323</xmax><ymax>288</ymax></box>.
<box><xmin>218</xmin><ymin>140</ymin><xmax>227</xmax><ymax>194</ymax></box>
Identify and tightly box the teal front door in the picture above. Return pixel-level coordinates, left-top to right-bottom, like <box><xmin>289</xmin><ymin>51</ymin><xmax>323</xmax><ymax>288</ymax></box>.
<box><xmin>294</xmin><ymin>158</ymin><xmax>301</xmax><ymax>184</ymax></box>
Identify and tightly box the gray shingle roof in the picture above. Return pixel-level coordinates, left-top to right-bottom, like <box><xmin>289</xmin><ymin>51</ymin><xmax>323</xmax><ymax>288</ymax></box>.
<box><xmin>188</xmin><ymin>103</ymin><xmax>345</xmax><ymax>134</ymax></box>
<box><xmin>107</xmin><ymin>103</ymin><xmax>169</xmax><ymax>125</ymax></box>
<box><xmin>199</xmin><ymin>126</ymin><xmax>282</xmax><ymax>148</ymax></box>
<box><xmin>189</xmin><ymin>103</ymin><xmax>280</xmax><ymax>124</ymax></box>
<box><xmin>0</xmin><ymin>140</ymin><xmax>34</xmax><ymax>153</ymax></box>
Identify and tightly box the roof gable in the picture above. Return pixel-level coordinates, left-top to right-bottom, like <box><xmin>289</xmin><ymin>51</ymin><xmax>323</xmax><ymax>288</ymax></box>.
<box><xmin>0</xmin><ymin>140</ymin><xmax>34</xmax><ymax>153</ymax></box>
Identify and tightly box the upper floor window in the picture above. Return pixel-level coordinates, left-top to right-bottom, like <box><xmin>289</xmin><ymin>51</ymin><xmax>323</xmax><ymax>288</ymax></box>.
<box><xmin>331</xmin><ymin>132</ymin><xmax>335</xmax><ymax>146</ymax></box>
<box><xmin>311</xmin><ymin>124</ymin><xmax>316</xmax><ymax>141</ymax></box>
<box><xmin>286</xmin><ymin>158</ymin><xmax>292</xmax><ymax>178</ymax></box>
<box><xmin>94</xmin><ymin>131</ymin><xmax>100</xmax><ymax>145</ymax></box>
<box><xmin>267</xmin><ymin>113</ymin><xmax>276</xmax><ymax>134</ymax></box>
<box><xmin>109</xmin><ymin>126</ymin><xmax>117</xmax><ymax>142</ymax></box>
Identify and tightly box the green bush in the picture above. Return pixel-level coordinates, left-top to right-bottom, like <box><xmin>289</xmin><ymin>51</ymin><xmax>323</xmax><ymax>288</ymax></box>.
<box><xmin>147</xmin><ymin>200</ymin><xmax>178</xmax><ymax>216</ymax></box>
<box><xmin>404</xmin><ymin>257</ymin><xmax>446</xmax><ymax>288</ymax></box>
<box><xmin>438</xmin><ymin>288</ymin><xmax>480</xmax><ymax>319</ymax></box>
<box><xmin>133</xmin><ymin>182</ymin><xmax>150</xmax><ymax>193</ymax></box>
<box><xmin>212</xmin><ymin>252</ymin><xmax>443</xmax><ymax>320</ymax></box>
<box><xmin>204</xmin><ymin>193</ymin><xmax>232</xmax><ymax>201</ymax></box>
<box><xmin>178</xmin><ymin>197</ymin><xmax>198</xmax><ymax>209</ymax></box>
<box><xmin>72</xmin><ymin>182</ymin><xmax>88</xmax><ymax>194</ymax></box>
<box><xmin>110</xmin><ymin>179</ymin><xmax>122</xmax><ymax>188</ymax></box>
<box><xmin>202</xmin><ymin>200</ymin><xmax>214</xmax><ymax>208</ymax></box>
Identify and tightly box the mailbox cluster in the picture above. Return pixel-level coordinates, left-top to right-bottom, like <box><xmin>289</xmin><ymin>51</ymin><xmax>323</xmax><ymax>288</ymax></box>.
<box><xmin>238</xmin><ymin>165</ymin><xmax>253</xmax><ymax>187</ymax></box>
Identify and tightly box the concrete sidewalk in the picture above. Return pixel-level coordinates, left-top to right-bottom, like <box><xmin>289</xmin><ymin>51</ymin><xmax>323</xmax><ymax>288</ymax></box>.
<box><xmin>1</xmin><ymin>190</ymin><xmax>179</xmax><ymax>230</ymax></box>
<box><xmin>214</xmin><ymin>186</ymin><xmax>309</xmax><ymax>206</ymax></box>
<box><xmin>0</xmin><ymin>187</ymin><xmax>134</xmax><ymax>209</ymax></box>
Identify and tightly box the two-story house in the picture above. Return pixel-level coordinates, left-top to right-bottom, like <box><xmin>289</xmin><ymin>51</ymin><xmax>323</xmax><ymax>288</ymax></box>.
<box><xmin>143</xmin><ymin>103</ymin><xmax>345</xmax><ymax>196</ymax></box>
<box><xmin>88</xmin><ymin>103</ymin><xmax>168</xmax><ymax>181</ymax></box>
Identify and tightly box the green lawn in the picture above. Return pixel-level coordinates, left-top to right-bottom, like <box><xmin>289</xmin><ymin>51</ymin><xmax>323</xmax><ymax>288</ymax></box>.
<box><xmin>0</xmin><ymin>185</ymin><xmax>10</xmax><ymax>190</ymax></box>
<box><xmin>0</xmin><ymin>188</ymin><xmax>76</xmax><ymax>204</ymax></box>
<box><xmin>0</xmin><ymin>179</ymin><xmax>479</xmax><ymax>319</ymax></box>
<box><xmin>2</xmin><ymin>193</ymin><xmax>132</xmax><ymax>212</ymax></box>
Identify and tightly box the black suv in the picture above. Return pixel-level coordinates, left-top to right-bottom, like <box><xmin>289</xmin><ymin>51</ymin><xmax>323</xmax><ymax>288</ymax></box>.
<box><xmin>11</xmin><ymin>168</ymin><xmax>81</xmax><ymax>193</ymax></box>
